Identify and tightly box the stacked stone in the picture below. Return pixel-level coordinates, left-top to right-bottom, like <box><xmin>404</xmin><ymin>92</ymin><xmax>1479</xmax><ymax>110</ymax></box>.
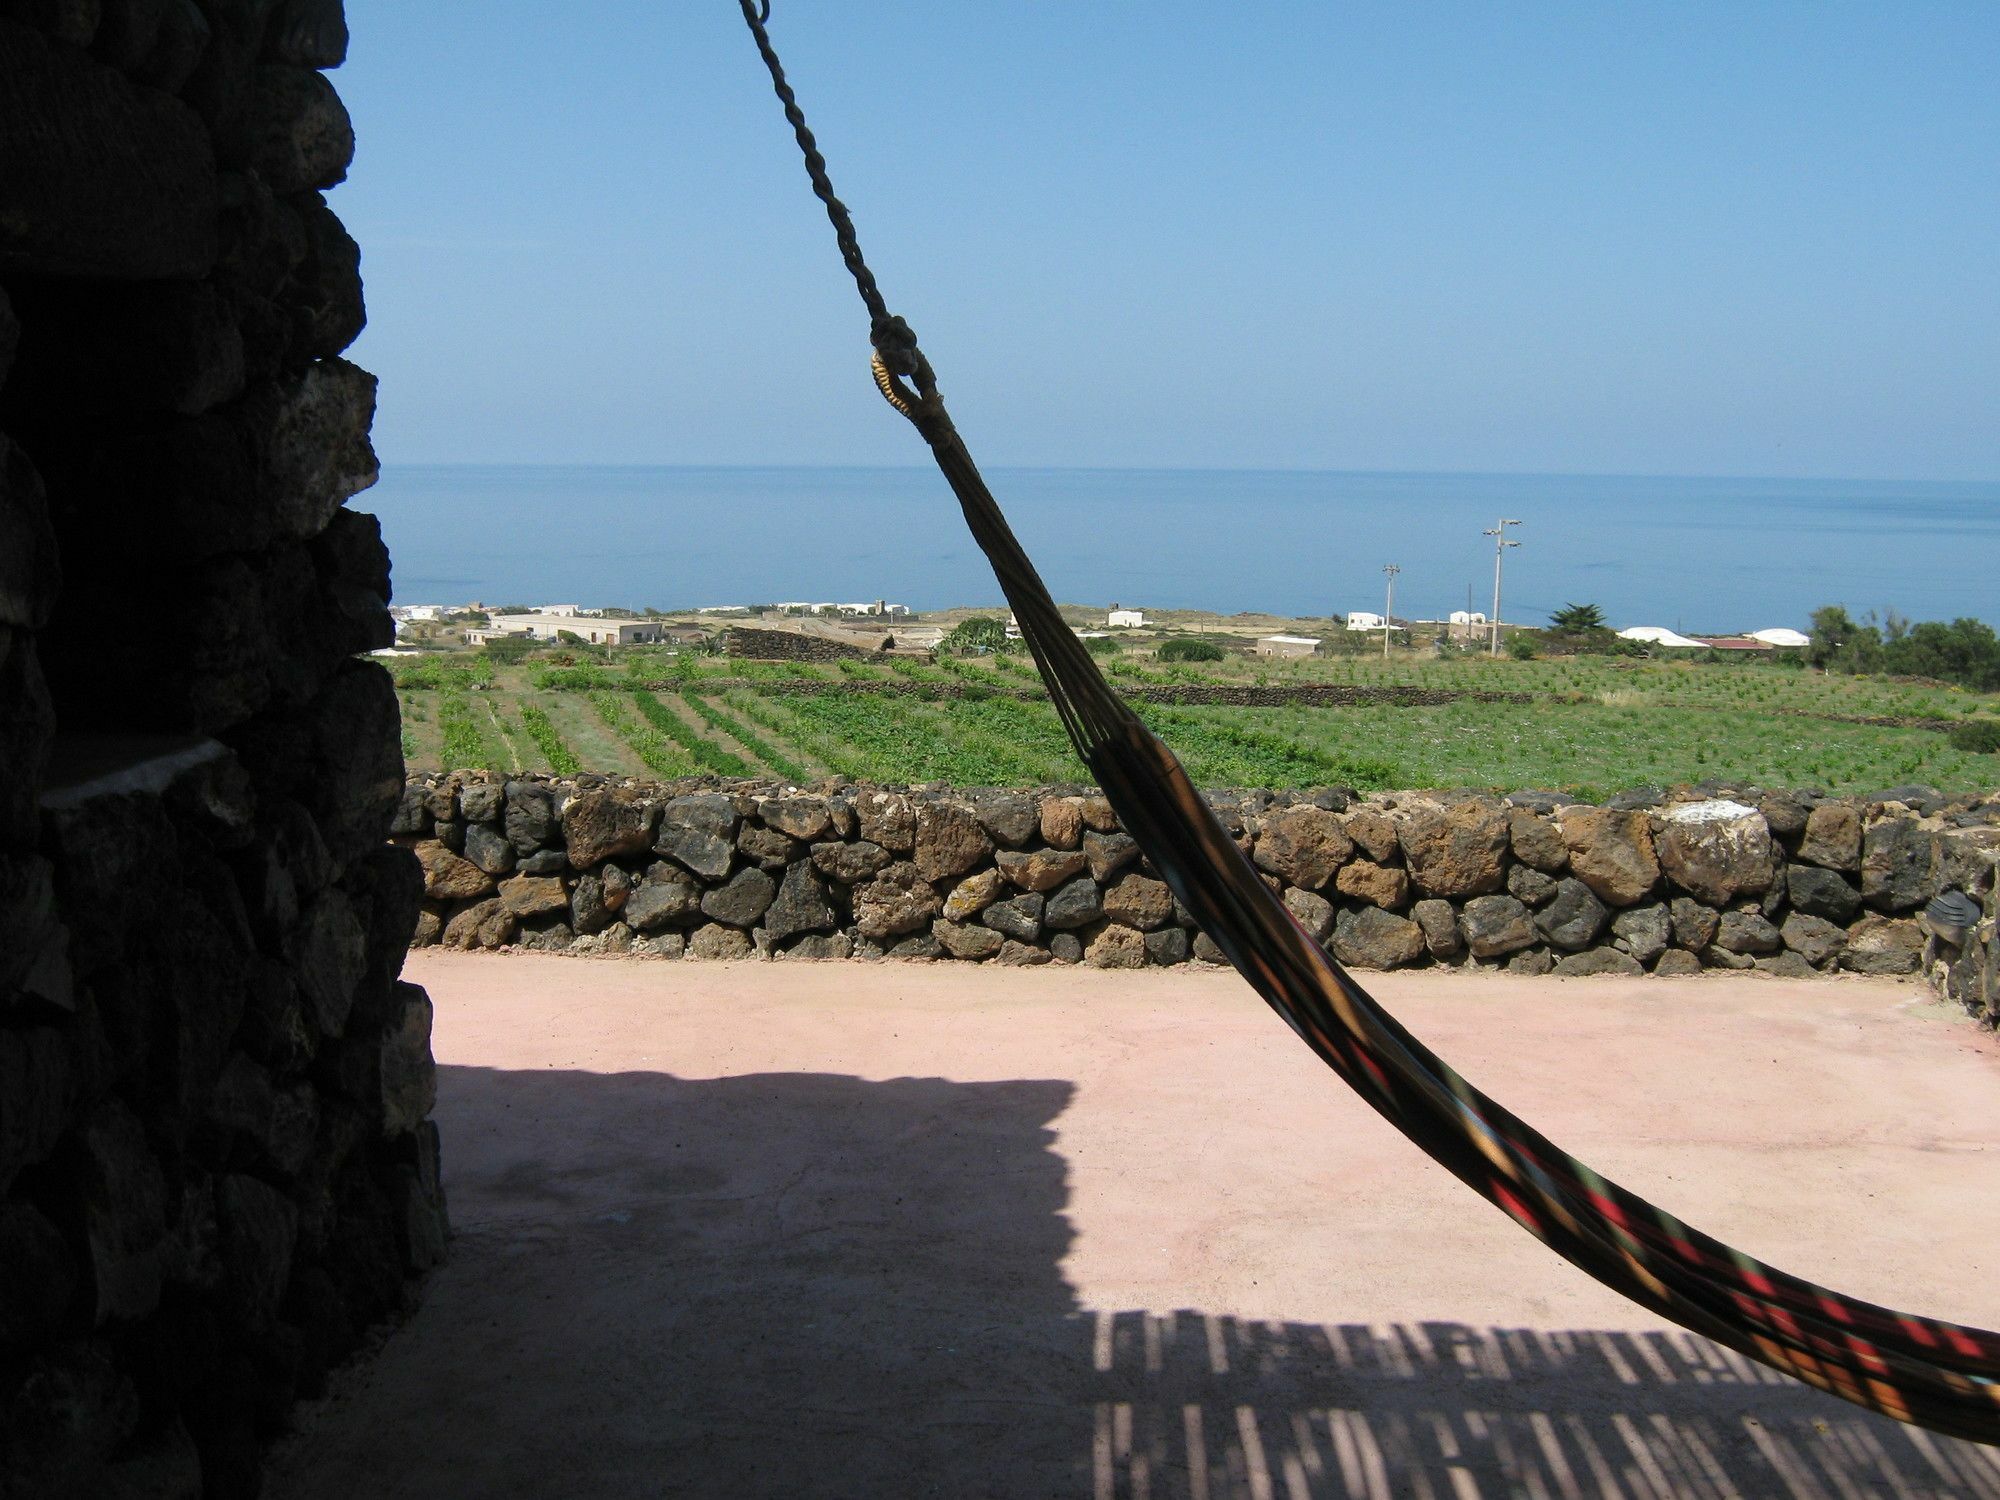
<box><xmin>1</xmin><ymin>5</ymin><xmax>442</xmax><ymax>1497</ymax></box>
<box><xmin>725</xmin><ymin>627</ymin><xmax>871</xmax><ymax>664</ymax></box>
<box><xmin>399</xmin><ymin>774</ymin><xmax>2000</xmax><ymax>987</ymax></box>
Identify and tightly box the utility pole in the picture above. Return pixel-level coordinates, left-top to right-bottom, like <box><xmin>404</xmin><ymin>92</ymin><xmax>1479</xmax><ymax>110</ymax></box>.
<box><xmin>1484</xmin><ymin>519</ymin><xmax>1522</xmax><ymax>655</ymax></box>
<box><xmin>1381</xmin><ymin>564</ymin><xmax>1400</xmax><ymax>659</ymax></box>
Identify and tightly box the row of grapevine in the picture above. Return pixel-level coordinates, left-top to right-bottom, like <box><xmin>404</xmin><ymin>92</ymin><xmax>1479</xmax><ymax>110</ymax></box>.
<box><xmin>518</xmin><ymin>705</ymin><xmax>582</xmax><ymax>775</ymax></box>
<box><xmin>680</xmin><ymin>691</ymin><xmax>814</xmax><ymax>783</ymax></box>
<box><xmin>588</xmin><ymin>692</ymin><xmax>697</xmax><ymax>777</ymax></box>
<box><xmin>629</xmin><ymin>691</ymin><xmax>750</xmax><ymax>778</ymax></box>
<box><xmin>437</xmin><ymin>693</ymin><xmax>503</xmax><ymax>771</ymax></box>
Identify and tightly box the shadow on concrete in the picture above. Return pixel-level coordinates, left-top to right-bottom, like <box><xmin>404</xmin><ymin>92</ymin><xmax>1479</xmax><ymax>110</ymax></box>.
<box><xmin>267</xmin><ymin>1064</ymin><xmax>2000</xmax><ymax>1500</ymax></box>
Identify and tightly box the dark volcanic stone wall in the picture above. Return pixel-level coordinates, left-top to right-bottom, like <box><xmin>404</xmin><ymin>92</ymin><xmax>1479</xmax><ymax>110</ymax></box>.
<box><xmin>725</xmin><ymin>625</ymin><xmax>872</xmax><ymax>663</ymax></box>
<box><xmin>0</xmin><ymin>6</ymin><xmax>442</xmax><ymax>1498</ymax></box>
<box><xmin>400</xmin><ymin>772</ymin><xmax>2000</xmax><ymax>1002</ymax></box>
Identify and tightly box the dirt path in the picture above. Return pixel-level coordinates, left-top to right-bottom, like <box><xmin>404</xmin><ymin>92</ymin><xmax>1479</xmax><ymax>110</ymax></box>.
<box><xmin>268</xmin><ymin>959</ymin><xmax>2000</xmax><ymax>1499</ymax></box>
<box><xmin>533</xmin><ymin>689</ymin><xmax>646</xmax><ymax>776</ymax></box>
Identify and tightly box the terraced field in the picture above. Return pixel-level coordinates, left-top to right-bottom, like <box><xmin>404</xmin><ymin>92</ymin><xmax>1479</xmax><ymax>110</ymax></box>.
<box><xmin>389</xmin><ymin>649</ymin><xmax>2000</xmax><ymax>795</ymax></box>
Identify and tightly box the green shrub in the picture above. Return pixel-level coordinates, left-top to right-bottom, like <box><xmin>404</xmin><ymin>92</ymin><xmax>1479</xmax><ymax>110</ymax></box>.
<box><xmin>483</xmin><ymin>634</ymin><xmax>536</xmax><ymax>664</ymax></box>
<box><xmin>943</xmin><ymin>616</ymin><xmax>1010</xmax><ymax>653</ymax></box>
<box><xmin>1083</xmin><ymin>635</ymin><xmax>1122</xmax><ymax>656</ymax></box>
<box><xmin>1158</xmin><ymin>637</ymin><xmax>1224</xmax><ymax>663</ymax></box>
<box><xmin>1506</xmin><ymin>636</ymin><xmax>1538</xmax><ymax>660</ymax></box>
<box><xmin>1947</xmin><ymin>720</ymin><xmax>2000</xmax><ymax>754</ymax></box>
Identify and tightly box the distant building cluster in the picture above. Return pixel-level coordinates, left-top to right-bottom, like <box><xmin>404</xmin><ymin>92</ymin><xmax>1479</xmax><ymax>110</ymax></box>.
<box><xmin>774</xmin><ymin>601</ymin><xmax>912</xmax><ymax>618</ymax></box>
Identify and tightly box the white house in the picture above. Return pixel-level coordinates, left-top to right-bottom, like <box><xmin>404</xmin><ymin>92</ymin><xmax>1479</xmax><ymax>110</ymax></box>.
<box><xmin>1256</xmin><ymin>634</ymin><xmax>1322</xmax><ymax>658</ymax></box>
<box><xmin>1344</xmin><ymin>611</ymin><xmax>1385</xmax><ymax>632</ymax></box>
<box><xmin>1749</xmin><ymin>627</ymin><xmax>1810</xmax><ymax>648</ymax></box>
<box><xmin>1107</xmin><ymin>608</ymin><xmax>1146</xmax><ymax>628</ymax></box>
<box><xmin>1448</xmin><ymin>610</ymin><xmax>1487</xmax><ymax>626</ymax></box>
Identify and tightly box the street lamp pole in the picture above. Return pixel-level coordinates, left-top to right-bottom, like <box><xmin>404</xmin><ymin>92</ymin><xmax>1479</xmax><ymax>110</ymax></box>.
<box><xmin>1484</xmin><ymin>519</ymin><xmax>1521</xmax><ymax>655</ymax></box>
<box><xmin>1381</xmin><ymin>564</ymin><xmax>1400</xmax><ymax>660</ymax></box>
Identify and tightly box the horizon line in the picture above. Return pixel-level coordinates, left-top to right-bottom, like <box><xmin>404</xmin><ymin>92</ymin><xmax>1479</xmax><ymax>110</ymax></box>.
<box><xmin>372</xmin><ymin>459</ymin><xmax>2000</xmax><ymax>488</ymax></box>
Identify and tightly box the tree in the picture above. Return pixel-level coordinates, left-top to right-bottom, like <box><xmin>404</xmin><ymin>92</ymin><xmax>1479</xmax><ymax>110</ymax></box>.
<box><xmin>1881</xmin><ymin>617</ymin><xmax>2000</xmax><ymax>691</ymax></box>
<box><xmin>1549</xmin><ymin>602</ymin><xmax>1607</xmax><ymax>633</ymax></box>
<box><xmin>1807</xmin><ymin>605</ymin><xmax>1881</xmax><ymax>673</ymax></box>
<box><xmin>1158</xmin><ymin>637</ymin><xmax>1224</xmax><ymax>662</ymax></box>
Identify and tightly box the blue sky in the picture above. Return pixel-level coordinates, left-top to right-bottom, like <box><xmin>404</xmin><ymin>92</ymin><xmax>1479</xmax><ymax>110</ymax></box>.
<box><xmin>337</xmin><ymin>2</ymin><xmax>1999</xmax><ymax>480</ymax></box>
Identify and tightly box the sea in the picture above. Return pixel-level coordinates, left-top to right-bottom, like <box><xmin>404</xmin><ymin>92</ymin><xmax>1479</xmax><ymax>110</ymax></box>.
<box><xmin>356</xmin><ymin>465</ymin><xmax>1999</xmax><ymax>633</ymax></box>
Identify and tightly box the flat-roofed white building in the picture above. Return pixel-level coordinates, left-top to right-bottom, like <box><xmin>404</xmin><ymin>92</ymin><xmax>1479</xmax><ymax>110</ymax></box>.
<box><xmin>1344</xmin><ymin>611</ymin><xmax>1385</xmax><ymax>631</ymax></box>
<box><xmin>1256</xmin><ymin>633</ymin><xmax>1322</xmax><ymax>658</ymax></box>
<box><xmin>1107</xmin><ymin>608</ymin><xmax>1146</xmax><ymax>628</ymax></box>
<box><xmin>468</xmin><ymin>612</ymin><xmax>663</xmax><ymax>646</ymax></box>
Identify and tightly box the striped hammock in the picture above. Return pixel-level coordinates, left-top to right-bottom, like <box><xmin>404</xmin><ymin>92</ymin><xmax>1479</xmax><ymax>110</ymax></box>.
<box><xmin>738</xmin><ymin>0</ymin><xmax>2000</xmax><ymax>1445</ymax></box>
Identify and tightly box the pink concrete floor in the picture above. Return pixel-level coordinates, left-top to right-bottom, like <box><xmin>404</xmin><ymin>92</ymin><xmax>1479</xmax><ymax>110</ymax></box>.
<box><xmin>267</xmin><ymin>955</ymin><xmax>2000</xmax><ymax>1499</ymax></box>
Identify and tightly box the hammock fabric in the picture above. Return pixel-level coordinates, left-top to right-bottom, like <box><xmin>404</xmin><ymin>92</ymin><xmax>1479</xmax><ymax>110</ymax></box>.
<box><xmin>737</xmin><ymin>2</ymin><xmax>2000</xmax><ymax>1445</ymax></box>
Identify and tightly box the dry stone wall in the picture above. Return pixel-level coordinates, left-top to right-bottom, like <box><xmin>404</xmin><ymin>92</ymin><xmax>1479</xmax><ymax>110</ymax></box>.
<box><xmin>1</xmin><ymin>6</ymin><xmax>441</xmax><ymax>1498</ymax></box>
<box><xmin>401</xmin><ymin>773</ymin><xmax>2000</xmax><ymax>1004</ymax></box>
<box><xmin>725</xmin><ymin>626</ymin><xmax>870</xmax><ymax>663</ymax></box>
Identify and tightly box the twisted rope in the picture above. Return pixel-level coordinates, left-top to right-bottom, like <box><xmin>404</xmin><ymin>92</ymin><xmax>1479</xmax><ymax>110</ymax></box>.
<box><xmin>735</xmin><ymin>0</ymin><xmax>2000</xmax><ymax>1444</ymax></box>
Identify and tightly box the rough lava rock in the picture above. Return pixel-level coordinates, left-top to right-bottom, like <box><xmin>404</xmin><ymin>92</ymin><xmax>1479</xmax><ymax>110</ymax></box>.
<box><xmin>1411</xmin><ymin>898</ymin><xmax>1463</xmax><ymax>961</ymax></box>
<box><xmin>763</xmin><ymin>861</ymin><xmax>837</xmax><ymax>944</ymax></box>
<box><xmin>913</xmin><ymin>799</ymin><xmax>993</xmax><ymax>883</ymax></box>
<box><xmin>1535</xmin><ymin>878</ymin><xmax>1608</xmax><ymax>951</ymax></box>
<box><xmin>1459</xmin><ymin>895</ymin><xmax>1537</xmax><ymax>959</ymax></box>
<box><xmin>1331</xmin><ymin>906</ymin><xmax>1423</xmax><ymax>970</ymax></box>
<box><xmin>1253</xmin><ymin>806</ymin><xmax>1353</xmax><ymax>890</ymax></box>
<box><xmin>1102</xmin><ymin>873</ymin><xmax>1173</xmax><ymax>931</ymax></box>
<box><xmin>1786</xmin><ymin>864</ymin><xmax>1863</xmax><ymax>924</ymax></box>
<box><xmin>1797</xmin><ymin>803</ymin><xmax>1862</xmax><ymax>872</ymax></box>
<box><xmin>1653</xmin><ymin>802</ymin><xmax>1774</xmax><ymax>906</ymax></box>
<box><xmin>1282</xmin><ymin>887</ymin><xmax>1335</xmax><ymax>944</ymax></box>
<box><xmin>1335</xmin><ymin>859</ymin><xmax>1409</xmax><ymax>909</ymax></box>
<box><xmin>851</xmin><ymin>861</ymin><xmax>941</xmax><ymax>940</ymax></box>
<box><xmin>1558</xmin><ymin>808</ymin><xmax>1659</xmax><ymax>907</ymax></box>
<box><xmin>700</xmin><ymin>866</ymin><xmax>778</xmax><ymax>929</ymax></box>
<box><xmin>1397</xmin><ymin>799</ymin><xmax>1510</xmax><ymax>899</ymax></box>
<box><xmin>1860</xmin><ymin>819</ymin><xmax>1933</xmax><ymax>912</ymax></box>
<box><xmin>996</xmin><ymin>847</ymin><xmax>1087</xmax><ymax>892</ymax></box>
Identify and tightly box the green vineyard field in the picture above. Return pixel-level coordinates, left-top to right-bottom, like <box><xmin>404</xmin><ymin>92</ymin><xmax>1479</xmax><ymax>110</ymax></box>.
<box><xmin>389</xmin><ymin>649</ymin><xmax>2000</xmax><ymax>795</ymax></box>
